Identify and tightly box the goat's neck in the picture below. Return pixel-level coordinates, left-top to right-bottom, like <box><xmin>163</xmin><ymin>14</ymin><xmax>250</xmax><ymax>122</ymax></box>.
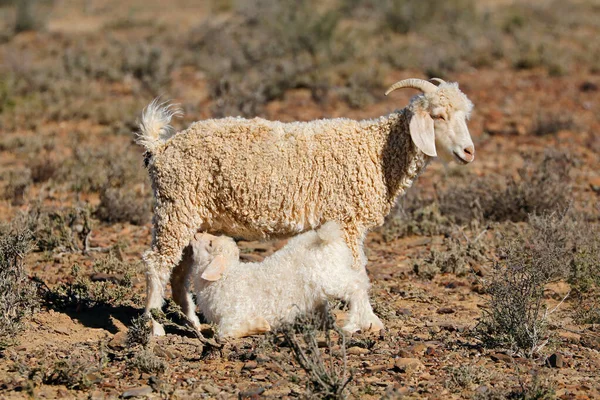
<box><xmin>379</xmin><ymin>110</ymin><xmax>430</xmax><ymax>207</ymax></box>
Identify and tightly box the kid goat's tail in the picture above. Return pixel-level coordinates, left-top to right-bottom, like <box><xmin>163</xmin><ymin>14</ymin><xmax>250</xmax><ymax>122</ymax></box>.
<box><xmin>134</xmin><ymin>98</ymin><xmax>182</xmax><ymax>153</ymax></box>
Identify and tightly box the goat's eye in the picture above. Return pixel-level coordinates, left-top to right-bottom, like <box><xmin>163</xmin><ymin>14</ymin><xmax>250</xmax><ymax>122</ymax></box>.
<box><xmin>433</xmin><ymin>114</ymin><xmax>445</xmax><ymax>120</ymax></box>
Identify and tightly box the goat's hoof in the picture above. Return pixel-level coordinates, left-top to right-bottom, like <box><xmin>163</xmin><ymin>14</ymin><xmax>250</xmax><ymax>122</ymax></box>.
<box><xmin>364</xmin><ymin>316</ymin><xmax>385</xmax><ymax>332</ymax></box>
<box><xmin>341</xmin><ymin>323</ymin><xmax>360</xmax><ymax>334</ymax></box>
<box><xmin>151</xmin><ymin>320</ymin><xmax>166</xmax><ymax>336</ymax></box>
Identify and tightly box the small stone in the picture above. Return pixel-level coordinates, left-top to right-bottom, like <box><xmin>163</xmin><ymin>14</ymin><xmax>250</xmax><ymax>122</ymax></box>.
<box><xmin>89</xmin><ymin>390</ymin><xmax>105</xmax><ymax>400</ymax></box>
<box><xmin>239</xmin><ymin>385</ymin><xmax>265</xmax><ymax>399</ymax></box>
<box><xmin>202</xmin><ymin>384</ymin><xmax>221</xmax><ymax>395</ymax></box>
<box><xmin>347</xmin><ymin>346</ymin><xmax>369</xmax><ymax>356</ymax></box>
<box><xmin>472</xmin><ymin>284</ymin><xmax>486</xmax><ymax>294</ymax></box>
<box><xmin>153</xmin><ymin>346</ymin><xmax>175</xmax><ymax>359</ymax></box>
<box><xmin>437</xmin><ymin>307</ymin><xmax>455</xmax><ymax>314</ymax></box>
<box><xmin>396</xmin><ymin>308</ymin><xmax>412</xmax><ymax>317</ymax></box>
<box><xmin>409</xmin><ymin>343</ymin><xmax>427</xmax><ymax>355</ymax></box>
<box><xmin>490</xmin><ymin>353</ymin><xmax>512</xmax><ymax>363</ymax></box>
<box><xmin>589</xmin><ymin>177</ymin><xmax>600</xmax><ymax>194</ymax></box>
<box><xmin>366</xmin><ymin>361</ymin><xmax>394</xmax><ymax>373</ymax></box>
<box><xmin>558</xmin><ymin>331</ymin><xmax>580</xmax><ymax>344</ymax></box>
<box><xmin>108</xmin><ymin>331</ymin><xmax>128</xmax><ymax>350</ymax></box>
<box><xmin>547</xmin><ymin>353</ymin><xmax>564</xmax><ymax>368</ymax></box>
<box><xmin>425</xmin><ymin>347</ymin><xmax>438</xmax><ymax>357</ymax></box>
<box><xmin>122</xmin><ymin>386</ymin><xmax>153</xmax><ymax>398</ymax></box>
<box><xmin>394</xmin><ymin>358</ymin><xmax>424</xmax><ymax>373</ymax></box>
<box><xmin>243</xmin><ymin>360</ymin><xmax>258</xmax><ymax>370</ymax></box>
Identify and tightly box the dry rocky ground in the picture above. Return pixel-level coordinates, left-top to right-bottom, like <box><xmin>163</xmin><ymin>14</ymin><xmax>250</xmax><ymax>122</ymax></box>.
<box><xmin>0</xmin><ymin>0</ymin><xmax>599</xmax><ymax>399</ymax></box>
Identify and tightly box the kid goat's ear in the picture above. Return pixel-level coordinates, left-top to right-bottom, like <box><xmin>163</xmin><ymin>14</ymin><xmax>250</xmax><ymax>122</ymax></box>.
<box><xmin>201</xmin><ymin>255</ymin><xmax>228</xmax><ymax>281</ymax></box>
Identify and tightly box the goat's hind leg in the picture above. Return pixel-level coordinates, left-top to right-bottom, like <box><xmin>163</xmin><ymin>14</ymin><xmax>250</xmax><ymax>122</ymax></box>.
<box><xmin>144</xmin><ymin>204</ymin><xmax>202</xmax><ymax>336</ymax></box>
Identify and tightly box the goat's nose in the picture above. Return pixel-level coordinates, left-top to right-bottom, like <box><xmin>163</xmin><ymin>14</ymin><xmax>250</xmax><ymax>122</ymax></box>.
<box><xmin>463</xmin><ymin>145</ymin><xmax>475</xmax><ymax>162</ymax></box>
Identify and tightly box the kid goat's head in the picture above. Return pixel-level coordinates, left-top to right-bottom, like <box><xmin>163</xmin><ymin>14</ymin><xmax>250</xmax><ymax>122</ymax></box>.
<box><xmin>191</xmin><ymin>233</ymin><xmax>239</xmax><ymax>282</ymax></box>
<box><xmin>386</xmin><ymin>78</ymin><xmax>475</xmax><ymax>164</ymax></box>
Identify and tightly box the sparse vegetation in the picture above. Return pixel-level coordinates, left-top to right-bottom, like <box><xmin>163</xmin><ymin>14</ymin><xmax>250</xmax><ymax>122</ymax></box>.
<box><xmin>46</xmin><ymin>256</ymin><xmax>140</xmax><ymax>310</ymax></box>
<box><xmin>475</xmin><ymin>212</ymin><xmax>579</xmax><ymax>357</ymax></box>
<box><xmin>0</xmin><ymin>217</ymin><xmax>37</xmax><ymax>349</ymax></box>
<box><xmin>414</xmin><ymin>228</ymin><xmax>489</xmax><ymax>279</ymax></box>
<box><xmin>274</xmin><ymin>307</ymin><xmax>352</xmax><ymax>399</ymax></box>
<box><xmin>0</xmin><ymin>0</ymin><xmax>598</xmax><ymax>397</ymax></box>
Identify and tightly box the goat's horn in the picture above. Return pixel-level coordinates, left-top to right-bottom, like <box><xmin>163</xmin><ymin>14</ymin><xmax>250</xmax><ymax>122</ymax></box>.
<box><xmin>385</xmin><ymin>79</ymin><xmax>438</xmax><ymax>96</ymax></box>
<box><xmin>429</xmin><ymin>78</ymin><xmax>446</xmax><ymax>86</ymax></box>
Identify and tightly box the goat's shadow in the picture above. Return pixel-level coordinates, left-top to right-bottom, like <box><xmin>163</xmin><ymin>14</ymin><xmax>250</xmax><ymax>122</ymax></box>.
<box><xmin>38</xmin><ymin>281</ymin><xmax>198</xmax><ymax>337</ymax></box>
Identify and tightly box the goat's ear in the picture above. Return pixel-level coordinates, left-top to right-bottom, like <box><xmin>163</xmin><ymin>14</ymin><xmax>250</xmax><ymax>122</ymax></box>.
<box><xmin>409</xmin><ymin>110</ymin><xmax>437</xmax><ymax>157</ymax></box>
<box><xmin>201</xmin><ymin>255</ymin><xmax>228</xmax><ymax>281</ymax></box>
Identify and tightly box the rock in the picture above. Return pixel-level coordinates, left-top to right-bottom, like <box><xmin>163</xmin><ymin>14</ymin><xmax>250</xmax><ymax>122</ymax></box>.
<box><xmin>122</xmin><ymin>386</ymin><xmax>153</xmax><ymax>398</ymax></box>
<box><xmin>396</xmin><ymin>308</ymin><xmax>412</xmax><ymax>317</ymax></box>
<box><xmin>393</xmin><ymin>358</ymin><xmax>424</xmax><ymax>373</ymax></box>
<box><xmin>153</xmin><ymin>346</ymin><xmax>176</xmax><ymax>359</ymax></box>
<box><xmin>89</xmin><ymin>390</ymin><xmax>105</xmax><ymax>400</ymax></box>
<box><xmin>559</xmin><ymin>331</ymin><xmax>581</xmax><ymax>344</ymax></box>
<box><xmin>366</xmin><ymin>360</ymin><xmax>395</xmax><ymax>373</ymax></box>
<box><xmin>490</xmin><ymin>353</ymin><xmax>512</xmax><ymax>363</ymax></box>
<box><xmin>108</xmin><ymin>331</ymin><xmax>128</xmax><ymax>350</ymax></box>
<box><xmin>589</xmin><ymin>177</ymin><xmax>600</xmax><ymax>194</ymax></box>
<box><xmin>202</xmin><ymin>384</ymin><xmax>221</xmax><ymax>395</ymax></box>
<box><xmin>409</xmin><ymin>343</ymin><xmax>427</xmax><ymax>356</ymax></box>
<box><xmin>547</xmin><ymin>353</ymin><xmax>564</xmax><ymax>368</ymax></box>
<box><xmin>243</xmin><ymin>360</ymin><xmax>258</xmax><ymax>370</ymax></box>
<box><xmin>436</xmin><ymin>307</ymin><xmax>455</xmax><ymax>314</ymax></box>
<box><xmin>239</xmin><ymin>385</ymin><xmax>265</xmax><ymax>399</ymax></box>
<box><xmin>347</xmin><ymin>346</ymin><xmax>369</xmax><ymax>356</ymax></box>
<box><xmin>425</xmin><ymin>347</ymin><xmax>438</xmax><ymax>357</ymax></box>
<box><xmin>472</xmin><ymin>284</ymin><xmax>486</xmax><ymax>294</ymax></box>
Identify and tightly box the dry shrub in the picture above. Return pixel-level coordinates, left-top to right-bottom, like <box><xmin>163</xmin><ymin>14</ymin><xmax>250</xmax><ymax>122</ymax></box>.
<box><xmin>381</xmin><ymin>0</ymin><xmax>476</xmax><ymax>35</ymax></box>
<box><xmin>414</xmin><ymin>228</ymin><xmax>489</xmax><ymax>279</ymax></box>
<box><xmin>532</xmin><ymin>113</ymin><xmax>575</xmax><ymax>136</ymax></box>
<box><xmin>26</xmin><ymin>206</ymin><xmax>92</xmax><ymax>253</ymax></box>
<box><xmin>440</xmin><ymin>150</ymin><xmax>574</xmax><ymax>224</ymax></box>
<box><xmin>273</xmin><ymin>307</ymin><xmax>352</xmax><ymax>399</ymax></box>
<box><xmin>59</xmin><ymin>143</ymin><xmax>145</xmax><ymax>193</ymax></box>
<box><xmin>1</xmin><ymin>168</ymin><xmax>32</xmax><ymax>206</ymax></box>
<box><xmin>42</xmin><ymin>358</ymin><xmax>95</xmax><ymax>390</ymax></box>
<box><xmin>47</xmin><ymin>256</ymin><xmax>140</xmax><ymax>310</ymax></box>
<box><xmin>127</xmin><ymin>314</ymin><xmax>152</xmax><ymax>348</ymax></box>
<box><xmin>0</xmin><ymin>217</ymin><xmax>38</xmax><ymax>349</ymax></box>
<box><xmin>381</xmin><ymin>188</ymin><xmax>450</xmax><ymax>241</ymax></box>
<box><xmin>190</xmin><ymin>0</ymin><xmax>380</xmax><ymax>117</ymax></box>
<box><xmin>128</xmin><ymin>349</ymin><xmax>167</xmax><ymax>374</ymax></box>
<box><xmin>475</xmin><ymin>212</ymin><xmax>577</xmax><ymax>357</ymax></box>
<box><xmin>95</xmin><ymin>186</ymin><xmax>151</xmax><ymax>226</ymax></box>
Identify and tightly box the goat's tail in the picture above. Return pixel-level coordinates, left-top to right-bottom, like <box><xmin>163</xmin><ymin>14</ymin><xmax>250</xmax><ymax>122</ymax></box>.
<box><xmin>135</xmin><ymin>98</ymin><xmax>183</xmax><ymax>153</ymax></box>
<box><xmin>316</xmin><ymin>221</ymin><xmax>344</xmax><ymax>244</ymax></box>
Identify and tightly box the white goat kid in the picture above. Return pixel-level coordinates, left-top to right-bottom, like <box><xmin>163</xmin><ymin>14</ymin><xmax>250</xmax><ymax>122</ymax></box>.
<box><xmin>171</xmin><ymin>222</ymin><xmax>383</xmax><ymax>338</ymax></box>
